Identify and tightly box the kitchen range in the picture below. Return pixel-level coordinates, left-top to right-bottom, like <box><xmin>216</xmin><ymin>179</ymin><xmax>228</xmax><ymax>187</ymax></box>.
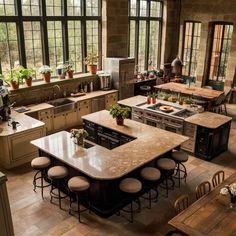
<box><xmin>119</xmin><ymin>96</ymin><xmax>232</xmax><ymax>161</ymax></box>
<box><xmin>132</xmin><ymin>100</ymin><xmax>196</xmax><ymax>134</ymax></box>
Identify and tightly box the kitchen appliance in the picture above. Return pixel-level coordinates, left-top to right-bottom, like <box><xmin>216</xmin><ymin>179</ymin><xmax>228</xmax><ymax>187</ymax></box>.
<box><xmin>0</xmin><ymin>78</ymin><xmax>11</xmax><ymax>122</ymax></box>
<box><xmin>103</xmin><ymin>57</ymin><xmax>135</xmax><ymax>100</ymax></box>
<box><xmin>98</xmin><ymin>73</ymin><xmax>112</xmax><ymax>91</ymax></box>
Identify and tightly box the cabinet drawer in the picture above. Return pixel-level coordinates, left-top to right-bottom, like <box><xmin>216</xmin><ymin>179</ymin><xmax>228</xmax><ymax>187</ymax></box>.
<box><xmin>38</xmin><ymin>109</ymin><xmax>53</xmax><ymax>117</ymax></box>
<box><xmin>78</xmin><ymin>100</ymin><xmax>90</xmax><ymax>108</ymax></box>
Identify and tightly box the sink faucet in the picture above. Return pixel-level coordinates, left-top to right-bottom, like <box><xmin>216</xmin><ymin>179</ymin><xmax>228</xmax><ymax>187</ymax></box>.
<box><xmin>52</xmin><ymin>85</ymin><xmax>61</xmax><ymax>99</ymax></box>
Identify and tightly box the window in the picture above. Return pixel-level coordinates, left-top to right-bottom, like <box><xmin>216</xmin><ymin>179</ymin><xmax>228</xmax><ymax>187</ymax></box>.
<box><xmin>129</xmin><ymin>0</ymin><xmax>163</xmax><ymax>71</ymax></box>
<box><xmin>182</xmin><ymin>21</ymin><xmax>201</xmax><ymax>76</ymax></box>
<box><xmin>208</xmin><ymin>23</ymin><xmax>233</xmax><ymax>81</ymax></box>
<box><xmin>0</xmin><ymin>22</ymin><xmax>18</xmax><ymax>73</ymax></box>
<box><xmin>0</xmin><ymin>0</ymin><xmax>101</xmax><ymax>77</ymax></box>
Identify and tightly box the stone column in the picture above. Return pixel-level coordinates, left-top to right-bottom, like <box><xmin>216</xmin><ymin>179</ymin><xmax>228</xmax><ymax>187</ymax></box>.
<box><xmin>0</xmin><ymin>172</ymin><xmax>14</xmax><ymax>236</ymax></box>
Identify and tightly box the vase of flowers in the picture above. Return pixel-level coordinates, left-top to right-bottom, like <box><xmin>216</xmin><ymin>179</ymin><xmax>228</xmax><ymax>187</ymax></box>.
<box><xmin>109</xmin><ymin>104</ymin><xmax>131</xmax><ymax>126</ymax></box>
<box><xmin>220</xmin><ymin>183</ymin><xmax>236</xmax><ymax>208</ymax></box>
<box><xmin>70</xmin><ymin>129</ymin><xmax>88</xmax><ymax>147</ymax></box>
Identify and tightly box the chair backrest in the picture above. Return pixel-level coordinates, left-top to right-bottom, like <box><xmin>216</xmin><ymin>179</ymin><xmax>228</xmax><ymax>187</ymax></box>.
<box><xmin>212</xmin><ymin>170</ymin><xmax>225</xmax><ymax>188</ymax></box>
<box><xmin>224</xmin><ymin>88</ymin><xmax>232</xmax><ymax>103</ymax></box>
<box><xmin>195</xmin><ymin>181</ymin><xmax>211</xmax><ymax>200</ymax></box>
<box><xmin>174</xmin><ymin>194</ymin><xmax>189</xmax><ymax>214</ymax></box>
<box><xmin>214</xmin><ymin>93</ymin><xmax>226</xmax><ymax>106</ymax></box>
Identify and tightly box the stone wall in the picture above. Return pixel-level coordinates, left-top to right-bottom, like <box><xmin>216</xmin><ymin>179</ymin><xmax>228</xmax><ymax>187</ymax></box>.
<box><xmin>178</xmin><ymin>0</ymin><xmax>236</xmax><ymax>86</ymax></box>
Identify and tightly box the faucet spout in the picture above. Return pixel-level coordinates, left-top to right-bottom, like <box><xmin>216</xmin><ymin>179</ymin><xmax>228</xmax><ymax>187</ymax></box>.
<box><xmin>52</xmin><ymin>85</ymin><xmax>61</xmax><ymax>99</ymax></box>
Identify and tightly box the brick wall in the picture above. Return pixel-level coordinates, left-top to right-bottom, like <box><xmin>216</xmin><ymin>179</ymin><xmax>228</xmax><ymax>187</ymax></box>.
<box><xmin>178</xmin><ymin>0</ymin><xmax>236</xmax><ymax>86</ymax></box>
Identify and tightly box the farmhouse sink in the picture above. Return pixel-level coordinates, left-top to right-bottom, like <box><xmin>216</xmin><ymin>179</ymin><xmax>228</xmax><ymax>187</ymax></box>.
<box><xmin>47</xmin><ymin>98</ymin><xmax>75</xmax><ymax>114</ymax></box>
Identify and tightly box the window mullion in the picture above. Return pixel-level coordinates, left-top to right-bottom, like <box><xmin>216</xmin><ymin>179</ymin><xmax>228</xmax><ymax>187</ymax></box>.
<box><xmin>15</xmin><ymin>0</ymin><xmax>26</xmax><ymax>67</ymax></box>
<box><xmin>189</xmin><ymin>23</ymin><xmax>195</xmax><ymax>76</ymax></box>
<box><xmin>81</xmin><ymin>0</ymin><xmax>87</xmax><ymax>72</ymax></box>
<box><xmin>62</xmin><ymin>0</ymin><xmax>69</xmax><ymax>62</ymax></box>
<box><xmin>217</xmin><ymin>25</ymin><xmax>225</xmax><ymax>81</ymax></box>
<box><xmin>145</xmin><ymin>1</ymin><xmax>151</xmax><ymax>70</ymax></box>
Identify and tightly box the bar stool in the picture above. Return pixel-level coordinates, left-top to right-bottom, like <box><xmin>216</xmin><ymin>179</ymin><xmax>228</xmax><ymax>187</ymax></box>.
<box><xmin>68</xmin><ymin>176</ymin><xmax>90</xmax><ymax>223</ymax></box>
<box><xmin>140</xmin><ymin>167</ymin><xmax>161</xmax><ymax>209</ymax></box>
<box><xmin>48</xmin><ymin>166</ymin><xmax>69</xmax><ymax>210</ymax></box>
<box><xmin>31</xmin><ymin>156</ymin><xmax>51</xmax><ymax>198</ymax></box>
<box><xmin>171</xmin><ymin>150</ymin><xmax>188</xmax><ymax>187</ymax></box>
<box><xmin>156</xmin><ymin>158</ymin><xmax>176</xmax><ymax>197</ymax></box>
<box><xmin>119</xmin><ymin>178</ymin><xmax>142</xmax><ymax>223</ymax></box>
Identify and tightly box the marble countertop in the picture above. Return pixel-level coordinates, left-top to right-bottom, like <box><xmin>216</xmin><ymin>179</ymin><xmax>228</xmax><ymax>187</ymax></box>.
<box><xmin>185</xmin><ymin>112</ymin><xmax>232</xmax><ymax>129</ymax></box>
<box><xmin>0</xmin><ymin>111</ymin><xmax>45</xmax><ymax>137</ymax></box>
<box><xmin>118</xmin><ymin>95</ymin><xmax>147</xmax><ymax>107</ymax></box>
<box><xmin>31</xmin><ymin>110</ymin><xmax>188</xmax><ymax>180</ymax></box>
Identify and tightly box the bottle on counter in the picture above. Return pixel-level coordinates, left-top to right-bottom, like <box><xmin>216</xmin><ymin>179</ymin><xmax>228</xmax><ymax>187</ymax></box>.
<box><xmin>90</xmin><ymin>81</ymin><xmax>93</xmax><ymax>92</ymax></box>
<box><xmin>84</xmin><ymin>83</ymin><xmax>88</xmax><ymax>93</ymax></box>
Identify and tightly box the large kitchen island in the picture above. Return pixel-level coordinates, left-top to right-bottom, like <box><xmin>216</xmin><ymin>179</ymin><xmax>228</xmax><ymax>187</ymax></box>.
<box><xmin>31</xmin><ymin>110</ymin><xmax>188</xmax><ymax>218</ymax></box>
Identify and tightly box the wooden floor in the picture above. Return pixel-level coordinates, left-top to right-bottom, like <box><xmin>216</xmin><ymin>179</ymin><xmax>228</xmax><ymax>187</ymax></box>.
<box><xmin>2</xmin><ymin>104</ymin><xmax>236</xmax><ymax>236</ymax></box>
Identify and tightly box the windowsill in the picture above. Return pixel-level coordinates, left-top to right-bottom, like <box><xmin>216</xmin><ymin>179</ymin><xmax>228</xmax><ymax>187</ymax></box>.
<box><xmin>9</xmin><ymin>73</ymin><xmax>97</xmax><ymax>94</ymax></box>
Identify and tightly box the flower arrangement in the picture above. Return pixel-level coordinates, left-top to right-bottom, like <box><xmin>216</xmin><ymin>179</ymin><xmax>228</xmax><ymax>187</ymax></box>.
<box><xmin>84</xmin><ymin>54</ymin><xmax>99</xmax><ymax>74</ymax></box>
<box><xmin>220</xmin><ymin>183</ymin><xmax>236</xmax><ymax>206</ymax></box>
<box><xmin>70</xmin><ymin>129</ymin><xmax>88</xmax><ymax>146</ymax></box>
<box><xmin>38</xmin><ymin>65</ymin><xmax>52</xmax><ymax>74</ymax></box>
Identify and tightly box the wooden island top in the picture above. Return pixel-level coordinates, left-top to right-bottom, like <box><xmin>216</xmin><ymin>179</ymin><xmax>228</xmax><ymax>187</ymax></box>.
<box><xmin>31</xmin><ymin>110</ymin><xmax>188</xmax><ymax>180</ymax></box>
<box><xmin>155</xmin><ymin>82</ymin><xmax>224</xmax><ymax>101</ymax></box>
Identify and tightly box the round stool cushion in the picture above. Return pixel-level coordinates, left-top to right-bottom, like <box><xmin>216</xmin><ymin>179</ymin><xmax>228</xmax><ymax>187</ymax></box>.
<box><xmin>172</xmin><ymin>151</ymin><xmax>189</xmax><ymax>162</ymax></box>
<box><xmin>31</xmin><ymin>157</ymin><xmax>51</xmax><ymax>169</ymax></box>
<box><xmin>156</xmin><ymin>158</ymin><xmax>176</xmax><ymax>170</ymax></box>
<box><xmin>140</xmin><ymin>167</ymin><xmax>161</xmax><ymax>181</ymax></box>
<box><xmin>68</xmin><ymin>176</ymin><xmax>90</xmax><ymax>192</ymax></box>
<box><xmin>119</xmin><ymin>178</ymin><xmax>142</xmax><ymax>194</ymax></box>
<box><xmin>48</xmin><ymin>166</ymin><xmax>68</xmax><ymax>179</ymax></box>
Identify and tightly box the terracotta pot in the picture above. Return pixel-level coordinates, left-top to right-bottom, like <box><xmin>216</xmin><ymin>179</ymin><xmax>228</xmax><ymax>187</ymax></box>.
<box><xmin>147</xmin><ymin>97</ymin><xmax>151</xmax><ymax>104</ymax></box>
<box><xmin>10</xmin><ymin>81</ymin><xmax>19</xmax><ymax>90</ymax></box>
<box><xmin>87</xmin><ymin>65</ymin><xmax>97</xmax><ymax>75</ymax></box>
<box><xmin>42</xmin><ymin>73</ymin><xmax>51</xmax><ymax>83</ymax></box>
<box><xmin>67</xmin><ymin>70</ymin><xmax>74</xmax><ymax>79</ymax></box>
<box><xmin>25</xmin><ymin>76</ymin><xmax>32</xmax><ymax>87</ymax></box>
<box><xmin>116</xmin><ymin>117</ymin><xmax>124</xmax><ymax>126</ymax></box>
<box><xmin>151</xmin><ymin>97</ymin><xmax>156</xmax><ymax>104</ymax></box>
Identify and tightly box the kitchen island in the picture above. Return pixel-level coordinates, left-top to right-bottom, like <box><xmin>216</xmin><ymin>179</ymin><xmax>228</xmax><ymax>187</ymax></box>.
<box><xmin>31</xmin><ymin>110</ymin><xmax>188</xmax><ymax>217</ymax></box>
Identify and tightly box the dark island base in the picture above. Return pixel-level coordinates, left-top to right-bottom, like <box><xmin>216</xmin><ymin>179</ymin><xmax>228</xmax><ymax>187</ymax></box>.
<box><xmin>39</xmin><ymin>149</ymin><xmax>174</xmax><ymax>218</ymax></box>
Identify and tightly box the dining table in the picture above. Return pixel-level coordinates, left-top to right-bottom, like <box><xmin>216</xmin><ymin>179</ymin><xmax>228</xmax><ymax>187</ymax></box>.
<box><xmin>154</xmin><ymin>82</ymin><xmax>224</xmax><ymax>101</ymax></box>
<box><xmin>168</xmin><ymin>172</ymin><xmax>236</xmax><ymax>236</ymax></box>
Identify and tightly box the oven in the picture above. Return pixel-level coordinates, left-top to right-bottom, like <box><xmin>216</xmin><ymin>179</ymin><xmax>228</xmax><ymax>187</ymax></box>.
<box><xmin>162</xmin><ymin>122</ymin><xmax>183</xmax><ymax>134</ymax></box>
<box><xmin>143</xmin><ymin>111</ymin><xmax>163</xmax><ymax>128</ymax></box>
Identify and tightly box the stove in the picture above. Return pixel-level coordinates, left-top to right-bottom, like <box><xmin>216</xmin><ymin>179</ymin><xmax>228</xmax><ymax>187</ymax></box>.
<box><xmin>147</xmin><ymin>103</ymin><xmax>182</xmax><ymax>114</ymax></box>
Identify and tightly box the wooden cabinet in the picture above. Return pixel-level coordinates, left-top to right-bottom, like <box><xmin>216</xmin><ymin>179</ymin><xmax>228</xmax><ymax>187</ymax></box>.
<box><xmin>65</xmin><ymin>109</ymin><xmax>78</xmax><ymax>129</ymax></box>
<box><xmin>38</xmin><ymin>109</ymin><xmax>54</xmax><ymax>134</ymax></box>
<box><xmin>78</xmin><ymin>100</ymin><xmax>91</xmax><ymax>125</ymax></box>
<box><xmin>0</xmin><ymin>127</ymin><xmax>45</xmax><ymax>169</ymax></box>
<box><xmin>105</xmin><ymin>92</ymin><xmax>118</xmax><ymax>110</ymax></box>
<box><xmin>53</xmin><ymin>113</ymin><xmax>66</xmax><ymax>131</ymax></box>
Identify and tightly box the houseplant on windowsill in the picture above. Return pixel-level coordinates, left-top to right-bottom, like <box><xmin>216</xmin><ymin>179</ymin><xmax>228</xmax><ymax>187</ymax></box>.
<box><xmin>17</xmin><ymin>66</ymin><xmax>35</xmax><ymax>87</ymax></box>
<box><xmin>64</xmin><ymin>60</ymin><xmax>74</xmax><ymax>79</ymax></box>
<box><xmin>84</xmin><ymin>54</ymin><xmax>99</xmax><ymax>75</ymax></box>
<box><xmin>70</xmin><ymin>128</ymin><xmax>88</xmax><ymax>147</ymax></box>
<box><xmin>4</xmin><ymin>67</ymin><xmax>23</xmax><ymax>90</ymax></box>
<box><xmin>56</xmin><ymin>63</ymin><xmax>67</xmax><ymax>80</ymax></box>
<box><xmin>220</xmin><ymin>183</ymin><xmax>236</xmax><ymax>208</ymax></box>
<box><xmin>38</xmin><ymin>65</ymin><xmax>52</xmax><ymax>83</ymax></box>
<box><xmin>109</xmin><ymin>104</ymin><xmax>131</xmax><ymax>126</ymax></box>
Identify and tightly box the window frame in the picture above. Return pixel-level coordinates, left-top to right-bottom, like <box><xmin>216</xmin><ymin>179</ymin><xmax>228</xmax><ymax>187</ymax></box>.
<box><xmin>0</xmin><ymin>0</ymin><xmax>102</xmax><ymax>75</ymax></box>
<box><xmin>128</xmin><ymin>0</ymin><xmax>163</xmax><ymax>70</ymax></box>
<box><xmin>207</xmin><ymin>21</ymin><xmax>233</xmax><ymax>82</ymax></box>
<box><xmin>182</xmin><ymin>20</ymin><xmax>201</xmax><ymax>76</ymax></box>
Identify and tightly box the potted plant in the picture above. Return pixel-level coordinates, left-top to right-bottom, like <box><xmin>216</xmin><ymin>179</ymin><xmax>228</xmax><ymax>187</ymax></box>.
<box><xmin>84</xmin><ymin>54</ymin><xmax>99</xmax><ymax>75</ymax></box>
<box><xmin>220</xmin><ymin>183</ymin><xmax>236</xmax><ymax>208</ymax></box>
<box><xmin>56</xmin><ymin>63</ymin><xmax>67</xmax><ymax>80</ymax></box>
<box><xmin>4</xmin><ymin>67</ymin><xmax>23</xmax><ymax>90</ymax></box>
<box><xmin>64</xmin><ymin>60</ymin><xmax>74</xmax><ymax>79</ymax></box>
<box><xmin>17</xmin><ymin>66</ymin><xmax>35</xmax><ymax>87</ymax></box>
<box><xmin>109</xmin><ymin>104</ymin><xmax>131</xmax><ymax>126</ymax></box>
<box><xmin>70</xmin><ymin>128</ymin><xmax>88</xmax><ymax>147</ymax></box>
<box><xmin>39</xmin><ymin>65</ymin><xmax>52</xmax><ymax>83</ymax></box>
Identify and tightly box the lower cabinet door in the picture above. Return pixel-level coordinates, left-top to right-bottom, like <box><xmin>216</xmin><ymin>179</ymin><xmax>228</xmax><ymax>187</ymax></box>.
<box><xmin>53</xmin><ymin>113</ymin><xmax>66</xmax><ymax>131</ymax></box>
<box><xmin>66</xmin><ymin>110</ymin><xmax>78</xmax><ymax>129</ymax></box>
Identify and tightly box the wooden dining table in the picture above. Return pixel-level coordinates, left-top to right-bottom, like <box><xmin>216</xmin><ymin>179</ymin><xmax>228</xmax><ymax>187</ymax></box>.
<box><xmin>168</xmin><ymin>172</ymin><xmax>236</xmax><ymax>236</ymax></box>
<box><xmin>154</xmin><ymin>82</ymin><xmax>224</xmax><ymax>101</ymax></box>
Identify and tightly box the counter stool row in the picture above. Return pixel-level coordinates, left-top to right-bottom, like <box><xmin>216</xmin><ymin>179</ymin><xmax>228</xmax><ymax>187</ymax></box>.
<box><xmin>30</xmin><ymin>150</ymin><xmax>189</xmax><ymax>223</ymax></box>
<box><xmin>31</xmin><ymin>157</ymin><xmax>90</xmax><ymax>222</ymax></box>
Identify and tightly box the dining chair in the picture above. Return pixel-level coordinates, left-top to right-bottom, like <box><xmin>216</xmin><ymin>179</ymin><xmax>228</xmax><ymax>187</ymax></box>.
<box><xmin>212</xmin><ymin>170</ymin><xmax>225</xmax><ymax>188</ymax></box>
<box><xmin>174</xmin><ymin>194</ymin><xmax>189</xmax><ymax>214</ymax></box>
<box><xmin>195</xmin><ymin>181</ymin><xmax>211</xmax><ymax>200</ymax></box>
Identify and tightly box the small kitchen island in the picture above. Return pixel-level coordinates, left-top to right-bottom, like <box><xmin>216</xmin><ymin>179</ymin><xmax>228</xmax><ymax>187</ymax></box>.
<box><xmin>31</xmin><ymin>110</ymin><xmax>188</xmax><ymax>218</ymax></box>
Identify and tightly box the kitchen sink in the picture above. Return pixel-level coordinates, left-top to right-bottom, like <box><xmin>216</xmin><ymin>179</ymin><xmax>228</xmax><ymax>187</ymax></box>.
<box><xmin>47</xmin><ymin>98</ymin><xmax>75</xmax><ymax>114</ymax></box>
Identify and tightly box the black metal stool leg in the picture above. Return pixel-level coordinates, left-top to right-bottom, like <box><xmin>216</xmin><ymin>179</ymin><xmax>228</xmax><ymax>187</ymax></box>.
<box><xmin>130</xmin><ymin>201</ymin><xmax>133</xmax><ymax>223</ymax></box>
<box><xmin>77</xmin><ymin>195</ymin><xmax>82</xmax><ymax>223</ymax></box>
